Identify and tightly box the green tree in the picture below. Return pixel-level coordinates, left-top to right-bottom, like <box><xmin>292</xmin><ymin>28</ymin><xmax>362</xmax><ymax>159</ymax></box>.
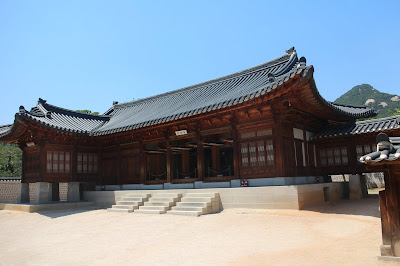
<box><xmin>76</xmin><ymin>110</ymin><xmax>99</xmax><ymax>115</ymax></box>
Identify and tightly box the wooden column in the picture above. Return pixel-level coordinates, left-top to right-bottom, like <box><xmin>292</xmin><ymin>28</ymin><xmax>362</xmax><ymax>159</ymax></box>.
<box><xmin>39</xmin><ymin>142</ymin><xmax>46</xmax><ymax>181</ymax></box>
<box><xmin>197</xmin><ymin>140</ymin><xmax>204</xmax><ymax>180</ymax></box>
<box><xmin>380</xmin><ymin>190</ymin><xmax>391</xmax><ymax>245</ymax></box>
<box><xmin>302</xmin><ymin>126</ymin><xmax>310</xmax><ymax>175</ymax></box>
<box><xmin>72</xmin><ymin>144</ymin><xmax>77</xmax><ymax>182</ymax></box>
<box><xmin>384</xmin><ymin>169</ymin><xmax>400</xmax><ymax>256</ymax></box>
<box><xmin>212</xmin><ymin>146</ymin><xmax>220</xmax><ymax>177</ymax></box>
<box><xmin>20</xmin><ymin>146</ymin><xmax>26</xmax><ymax>183</ymax></box>
<box><xmin>273</xmin><ymin>119</ymin><xmax>285</xmax><ymax>176</ymax></box>
<box><xmin>182</xmin><ymin>150</ymin><xmax>189</xmax><ymax>176</ymax></box>
<box><xmin>166</xmin><ymin>138</ymin><xmax>173</xmax><ymax>182</ymax></box>
<box><xmin>117</xmin><ymin>144</ymin><xmax>121</xmax><ymax>185</ymax></box>
<box><xmin>231</xmin><ymin>121</ymin><xmax>240</xmax><ymax>180</ymax></box>
<box><xmin>139</xmin><ymin>141</ymin><xmax>147</xmax><ymax>184</ymax></box>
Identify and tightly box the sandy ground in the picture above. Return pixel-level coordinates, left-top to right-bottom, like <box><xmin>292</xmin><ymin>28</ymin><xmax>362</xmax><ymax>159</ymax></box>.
<box><xmin>0</xmin><ymin>196</ymin><xmax>396</xmax><ymax>266</ymax></box>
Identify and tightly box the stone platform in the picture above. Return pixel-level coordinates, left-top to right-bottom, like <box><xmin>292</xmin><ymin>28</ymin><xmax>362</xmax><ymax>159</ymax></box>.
<box><xmin>85</xmin><ymin>182</ymin><xmax>346</xmax><ymax>210</ymax></box>
<box><xmin>0</xmin><ymin>201</ymin><xmax>96</xmax><ymax>213</ymax></box>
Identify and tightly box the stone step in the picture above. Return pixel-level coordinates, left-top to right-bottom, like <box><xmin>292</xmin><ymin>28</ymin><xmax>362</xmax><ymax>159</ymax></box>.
<box><xmin>143</xmin><ymin>201</ymin><xmax>174</xmax><ymax>207</ymax></box>
<box><xmin>167</xmin><ymin>210</ymin><xmax>202</xmax><ymax>217</ymax></box>
<box><xmin>181</xmin><ymin>197</ymin><xmax>212</xmax><ymax>203</ymax></box>
<box><xmin>126</xmin><ymin>193</ymin><xmax>151</xmax><ymax>198</ymax></box>
<box><xmin>185</xmin><ymin>193</ymin><xmax>218</xmax><ymax>198</ymax></box>
<box><xmin>138</xmin><ymin>206</ymin><xmax>169</xmax><ymax>211</ymax></box>
<box><xmin>149</xmin><ymin>197</ymin><xmax>180</xmax><ymax>202</ymax></box>
<box><xmin>107</xmin><ymin>208</ymin><xmax>133</xmax><ymax>213</ymax></box>
<box><xmin>176</xmin><ymin>202</ymin><xmax>211</xmax><ymax>207</ymax></box>
<box><xmin>116</xmin><ymin>201</ymin><xmax>143</xmax><ymax>206</ymax></box>
<box><xmin>111</xmin><ymin>205</ymin><xmax>139</xmax><ymax>210</ymax></box>
<box><xmin>121</xmin><ymin>197</ymin><xmax>149</xmax><ymax>202</ymax></box>
<box><xmin>171</xmin><ymin>206</ymin><xmax>207</xmax><ymax>212</ymax></box>
<box><xmin>153</xmin><ymin>193</ymin><xmax>182</xmax><ymax>198</ymax></box>
<box><xmin>135</xmin><ymin>209</ymin><xmax>166</xmax><ymax>214</ymax></box>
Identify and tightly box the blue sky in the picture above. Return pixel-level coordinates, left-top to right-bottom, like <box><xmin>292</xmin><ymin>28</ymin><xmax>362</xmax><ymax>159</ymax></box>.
<box><xmin>0</xmin><ymin>0</ymin><xmax>399</xmax><ymax>125</ymax></box>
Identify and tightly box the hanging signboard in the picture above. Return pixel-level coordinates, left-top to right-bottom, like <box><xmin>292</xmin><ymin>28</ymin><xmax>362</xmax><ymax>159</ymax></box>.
<box><xmin>175</xmin><ymin>130</ymin><xmax>188</xmax><ymax>136</ymax></box>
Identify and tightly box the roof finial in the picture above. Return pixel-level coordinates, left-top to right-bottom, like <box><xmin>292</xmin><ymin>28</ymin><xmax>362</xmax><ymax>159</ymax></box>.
<box><xmin>38</xmin><ymin>98</ymin><xmax>47</xmax><ymax>104</ymax></box>
<box><xmin>299</xmin><ymin>56</ymin><xmax>306</xmax><ymax>66</ymax></box>
<box><xmin>286</xmin><ymin>47</ymin><xmax>296</xmax><ymax>54</ymax></box>
<box><xmin>113</xmin><ymin>101</ymin><xmax>119</xmax><ymax>105</ymax></box>
<box><xmin>19</xmin><ymin>106</ymin><xmax>26</xmax><ymax>113</ymax></box>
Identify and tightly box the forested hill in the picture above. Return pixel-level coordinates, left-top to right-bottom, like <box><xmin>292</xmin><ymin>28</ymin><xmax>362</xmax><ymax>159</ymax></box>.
<box><xmin>334</xmin><ymin>84</ymin><xmax>400</xmax><ymax>118</ymax></box>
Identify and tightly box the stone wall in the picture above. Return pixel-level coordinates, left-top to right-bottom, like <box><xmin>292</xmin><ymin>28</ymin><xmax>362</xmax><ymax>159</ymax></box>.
<box><xmin>0</xmin><ymin>181</ymin><xmax>68</xmax><ymax>203</ymax></box>
<box><xmin>0</xmin><ymin>181</ymin><xmax>20</xmax><ymax>203</ymax></box>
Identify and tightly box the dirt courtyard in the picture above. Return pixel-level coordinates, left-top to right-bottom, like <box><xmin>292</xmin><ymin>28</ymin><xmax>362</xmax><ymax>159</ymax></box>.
<box><xmin>0</xmin><ymin>196</ymin><xmax>395</xmax><ymax>265</ymax></box>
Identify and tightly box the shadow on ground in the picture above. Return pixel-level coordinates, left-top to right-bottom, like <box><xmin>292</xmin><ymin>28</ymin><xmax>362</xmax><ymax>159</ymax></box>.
<box><xmin>37</xmin><ymin>207</ymin><xmax>100</xmax><ymax>219</ymax></box>
<box><xmin>302</xmin><ymin>195</ymin><xmax>380</xmax><ymax>218</ymax></box>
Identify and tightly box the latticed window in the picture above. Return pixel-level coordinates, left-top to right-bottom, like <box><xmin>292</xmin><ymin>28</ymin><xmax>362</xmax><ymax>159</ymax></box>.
<box><xmin>334</xmin><ymin>148</ymin><xmax>341</xmax><ymax>165</ymax></box>
<box><xmin>257</xmin><ymin>141</ymin><xmax>265</xmax><ymax>166</ymax></box>
<box><xmin>320</xmin><ymin>149</ymin><xmax>327</xmax><ymax>166</ymax></box>
<box><xmin>46</xmin><ymin>151</ymin><xmax>71</xmax><ymax>174</ymax></box>
<box><xmin>77</xmin><ymin>152</ymin><xmax>98</xmax><ymax>174</ymax></box>
<box><xmin>266</xmin><ymin>140</ymin><xmax>274</xmax><ymax>166</ymax></box>
<box><xmin>240</xmin><ymin>144</ymin><xmax>249</xmax><ymax>168</ymax></box>
<box><xmin>341</xmin><ymin>147</ymin><xmax>348</xmax><ymax>165</ymax></box>
<box><xmin>241</xmin><ymin>140</ymin><xmax>274</xmax><ymax>168</ymax></box>
<box><xmin>327</xmin><ymin>149</ymin><xmax>334</xmax><ymax>166</ymax></box>
<box><xmin>319</xmin><ymin>146</ymin><xmax>349</xmax><ymax>166</ymax></box>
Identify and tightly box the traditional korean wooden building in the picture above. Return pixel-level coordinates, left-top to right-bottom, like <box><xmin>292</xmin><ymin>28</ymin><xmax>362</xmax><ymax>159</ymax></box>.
<box><xmin>0</xmin><ymin>47</ymin><xmax>378</xmax><ymax>197</ymax></box>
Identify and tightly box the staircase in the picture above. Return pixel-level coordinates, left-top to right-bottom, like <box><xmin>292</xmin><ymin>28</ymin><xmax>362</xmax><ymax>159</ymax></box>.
<box><xmin>107</xmin><ymin>193</ymin><xmax>151</xmax><ymax>213</ymax></box>
<box><xmin>135</xmin><ymin>193</ymin><xmax>182</xmax><ymax>214</ymax></box>
<box><xmin>167</xmin><ymin>192</ymin><xmax>220</xmax><ymax>216</ymax></box>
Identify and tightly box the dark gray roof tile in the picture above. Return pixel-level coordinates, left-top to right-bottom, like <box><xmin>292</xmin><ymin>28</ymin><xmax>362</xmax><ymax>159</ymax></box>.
<box><xmin>314</xmin><ymin>115</ymin><xmax>400</xmax><ymax>139</ymax></box>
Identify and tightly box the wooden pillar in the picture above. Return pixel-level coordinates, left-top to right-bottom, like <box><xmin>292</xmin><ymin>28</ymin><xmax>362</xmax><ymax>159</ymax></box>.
<box><xmin>274</xmin><ymin>119</ymin><xmax>285</xmax><ymax>176</ymax></box>
<box><xmin>117</xmin><ymin>144</ymin><xmax>121</xmax><ymax>185</ymax></box>
<box><xmin>302</xmin><ymin>126</ymin><xmax>310</xmax><ymax>175</ymax></box>
<box><xmin>232</xmin><ymin>121</ymin><xmax>240</xmax><ymax>179</ymax></box>
<box><xmin>20</xmin><ymin>146</ymin><xmax>26</xmax><ymax>183</ymax></box>
<box><xmin>380</xmin><ymin>190</ymin><xmax>391</xmax><ymax>245</ymax></box>
<box><xmin>39</xmin><ymin>142</ymin><xmax>46</xmax><ymax>181</ymax></box>
<box><xmin>182</xmin><ymin>150</ymin><xmax>189</xmax><ymax>176</ymax></box>
<box><xmin>197</xmin><ymin>140</ymin><xmax>204</xmax><ymax>180</ymax></box>
<box><xmin>212</xmin><ymin>146</ymin><xmax>220</xmax><ymax>177</ymax></box>
<box><xmin>139</xmin><ymin>141</ymin><xmax>146</xmax><ymax>184</ymax></box>
<box><xmin>72</xmin><ymin>144</ymin><xmax>77</xmax><ymax>182</ymax></box>
<box><xmin>166</xmin><ymin>138</ymin><xmax>173</xmax><ymax>182</ymax></box>
<box><xmin>384</xmin><ymin>169</ymin><xmax>400</xmax><ymax>256</ymax></box>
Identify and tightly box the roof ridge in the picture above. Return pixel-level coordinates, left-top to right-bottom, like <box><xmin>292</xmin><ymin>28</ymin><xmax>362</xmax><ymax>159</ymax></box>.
<box><xmin>113</xmin><ymin>49</ymin><xmax>297</xmax><ymax>109</ymax></box>
<box><xmin>37</xmin><ymin>99</ymin><xmax>110</xmax><ymax>121</ymax></box>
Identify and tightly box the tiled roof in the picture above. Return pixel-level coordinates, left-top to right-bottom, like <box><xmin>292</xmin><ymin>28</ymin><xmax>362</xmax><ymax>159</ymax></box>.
<box><xmin>0</xmin><ymin>124</ymin><xmax>13</xmax><ymax>138</ymax></box>
<box><xmin>0</xmin><ymin>47</ymin><xmax>377</xmax><ymax>139</ymax></box>
<box><xmin>16</xmin><ymin>99</ymin><xmax>110</xmax><ymax>135</ymax></box>
<box><xmin>313</xmin><ymin>115</ymin><xmax>400</xmax><ymax>139</ymax></box>
<box><xmin>360</xmin><ymin>134</ymin><xmax>400</xmax><ymax>164</ymax></box>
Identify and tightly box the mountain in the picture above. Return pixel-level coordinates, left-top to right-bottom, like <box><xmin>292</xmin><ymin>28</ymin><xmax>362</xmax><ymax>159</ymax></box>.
<box><xmin>334</xmin><ymin>84</ymin><xmax>400</xmax><ymax>118</ymax></box>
